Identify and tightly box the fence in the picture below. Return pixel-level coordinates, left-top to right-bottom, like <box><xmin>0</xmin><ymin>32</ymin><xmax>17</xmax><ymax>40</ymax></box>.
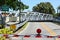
<box><xmin>0</xmin><ymin>34</ymin><xmax>60</xmax><ymax>40</ymax></box>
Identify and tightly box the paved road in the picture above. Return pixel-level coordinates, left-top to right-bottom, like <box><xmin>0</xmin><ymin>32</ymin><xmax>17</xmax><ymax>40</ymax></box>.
<box><xmin>18</xmin><ymin>22</ymin><xmax>51</xmax><ymax>35</ymax></box>
<box><xmin>17</xmin><ymin>22</ymin><xmax>60</xmax><ymax>40</ymax></box>
<box><xmin>10</xmin><ymin>22</ymin><xmax>60</xmax><ymax>40</ymax></box>
<box><xmin>44</xmin><ymin>22</ymin><xmax>60</xmax><ymax>35</ymax></box>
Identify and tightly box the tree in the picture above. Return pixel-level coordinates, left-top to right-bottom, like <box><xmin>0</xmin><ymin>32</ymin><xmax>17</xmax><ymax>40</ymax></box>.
<box><xmin>17</xmin><ymin>2</ymin><xmax>29</xmax><ymax>11</ymax></box>
<box><xmin>0</xmin><ymin>0</ymin><xmax>29</xmax><ymax>10</ymax></box>
<box><xmin>32</xmin><ymin>2</ymin><xmax>55</xmax><ymax>14</ymax></box>
<box><xmin>16</xmin><ymin>1</ymin><xmax>29</xmax><ymax>22</ymax></box>
<box><xmin>12</xmin><ymin>13</ymin><xmax>15</xmax><ymax>16</ymax></box>
<box><xmin>57</xmin><ymin>6</ymin><xmax>60</xmax><ymax>17</ymax></box>
<box><xmin>0</xmin><ymin>0</ymin><xmax>29</xmax><ymax>23</ymax></box>
<box><xmin>57</xmin><ymin>6</ymin><xmax>60</xmax><ymax>14</ymax></box>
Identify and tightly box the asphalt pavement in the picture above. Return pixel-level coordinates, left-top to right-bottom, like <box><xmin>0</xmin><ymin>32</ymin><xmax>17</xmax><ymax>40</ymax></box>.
<box><xmin>10</xmin><ymin>22</ymin><xmax>60</xmax><ymax>40</ymax></box>
<box><xmin>44</xmin><ymin>22</ymin><xmax>60</xmax><ymax>35</ymax></box>
<box><xmin>18</xmin><ymin>22</ymin><xmax>60</xmax><ymax>36</ymax></box>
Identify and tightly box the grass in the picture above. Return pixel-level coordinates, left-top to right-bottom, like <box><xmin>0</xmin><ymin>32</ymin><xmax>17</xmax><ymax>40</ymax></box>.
<box><xmin>0</xmin><ymin>22</ymin><xmax>28</xmax><ymax>40</ymax></box>
<box><xmin>21</xmin><ymin>22</ymin><xmax>28</xmax><ymax>29</ymax></box>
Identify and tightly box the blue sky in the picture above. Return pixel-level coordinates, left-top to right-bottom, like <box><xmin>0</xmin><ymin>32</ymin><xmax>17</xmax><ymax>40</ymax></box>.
<box><xmin>21</xmin><ymin>0</ymin><xmax>60</xmax><ymax>12</ymax></box>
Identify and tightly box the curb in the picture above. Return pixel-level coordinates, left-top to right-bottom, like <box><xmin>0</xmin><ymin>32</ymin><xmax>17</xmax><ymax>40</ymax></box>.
<box><xmin>13</xmin><ymin>21</ymin><xmax>28</xmax><ymax>33</ymax></box>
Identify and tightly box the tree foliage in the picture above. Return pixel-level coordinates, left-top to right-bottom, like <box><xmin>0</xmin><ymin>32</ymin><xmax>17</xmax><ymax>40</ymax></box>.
<box><xmin>32</xmin><ymin>2</ymin><xmax>55</xmax><ymax>14</ymax></box>
<box><xmin>57</xmin><ymin>6</ymin><xmax>60</xmax><ymax>13</ymax></box>
<box><xmin>17</xmin><ymin>2</ymin><xmax>29</xmax><ymax>11</ymax></box>
<box><xmin>0</xmin><ymin>0</ymin><xmax>29</xmax><ymax>10</ymax></box>
<box><xmin>57</xmin><ymin>6</ymin><xmax>60</xmax><ymax>9</ymax></box>
<box><xmin>57</xmin><ymin>6</ymin><xmax>60</xmax><ymax>17</ymax></box>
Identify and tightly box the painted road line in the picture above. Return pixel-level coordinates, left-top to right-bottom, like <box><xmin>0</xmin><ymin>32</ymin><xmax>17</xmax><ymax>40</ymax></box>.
<box><xmin>14</xmin><ymin>22</ymin><xmax>28</xmax><ymax>34</ymax></box>
<box><xmin>40</xmin><ymin>22</ymin><xmax>59</xmax><ymax>40</ymax></box>
<box><xmin>18</xmin><ymin>22</ymin><xmax>29</xmax><ymax>34</ymax></box>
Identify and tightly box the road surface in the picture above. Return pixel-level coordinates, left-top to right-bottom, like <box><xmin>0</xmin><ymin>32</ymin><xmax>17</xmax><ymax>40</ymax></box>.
<box><xmin>18</xmin><ymin>22</ymin><xmax>50</xmax><ymax>35</ymax></box>
<box><xmin>18</xmin><ymin>22</ymin><xmax>60</xmax><ymax>36</ymax></box>
<box><xmin>11</xmin><ymin>22</ymin><xmax>60</xmax><ymax>40</ymax></box>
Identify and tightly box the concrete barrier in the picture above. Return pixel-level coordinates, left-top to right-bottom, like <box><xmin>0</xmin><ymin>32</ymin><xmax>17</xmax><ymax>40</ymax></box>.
<box><xmin>9</xmin><ymin>17</ymin><xmax>17</xmax><ymax>22</ymax></box>
<box><xmin>5</xmin><ymin>17</ymin><xmax>9</xmax><ymax>23</ymax></box>
<box><xmin>17</xmin><ymin>17</ymin><xmax>19</xmax><ymax>22</ymax></box>
<box><xmin>5</xmin><ymin>17</ymin><xmax>19</xmax><ymax>23</ymax></box>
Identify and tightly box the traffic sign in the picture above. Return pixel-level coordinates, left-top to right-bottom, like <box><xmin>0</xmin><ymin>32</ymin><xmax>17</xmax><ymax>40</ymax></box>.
<box><xmin>1</xmin><ymin>5</ymin><xmax>9</xmax><ymax>11</ymax></box>
<box><xmin>10</xmin><ymin>24</ymin><xmax>16</xmax><ymax>30</ymax></box>
<box><xmin>36</xmin><ymin>29</ymin><xmax>41</xmax><ymax>34</ymax></box>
